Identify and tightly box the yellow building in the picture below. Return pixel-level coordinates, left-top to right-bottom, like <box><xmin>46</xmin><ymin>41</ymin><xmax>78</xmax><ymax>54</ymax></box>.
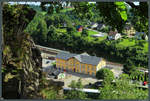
<box><xmin>124</xmin><ymin>23</ymin><xmax>136</xmax><ymax>36</ymax></box>
<box><xmin>55</xmin><ymin>52</ymin><xmax>106</xmax><ymax>76</ymax></box>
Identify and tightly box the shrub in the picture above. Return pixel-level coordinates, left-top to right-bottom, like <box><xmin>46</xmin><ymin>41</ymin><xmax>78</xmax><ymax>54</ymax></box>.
<box><xmin>96</xmin><ymin>68</ymin><xmax>114</xmax><ymax>82</ymax></box>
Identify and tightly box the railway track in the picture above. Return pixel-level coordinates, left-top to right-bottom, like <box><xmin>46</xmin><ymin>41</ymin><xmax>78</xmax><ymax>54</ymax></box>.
<box><xmin>36</xmin><ymin>45</ymin><xmax>124</xmax><ymax>68</ymax></box>
<box><xmin>35</xmin><ymin>45</ymin><xmax>67</xmax><ymax>55</ymax></box>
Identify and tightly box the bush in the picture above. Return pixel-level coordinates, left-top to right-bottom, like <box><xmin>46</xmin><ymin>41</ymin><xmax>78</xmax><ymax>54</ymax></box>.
<box><xmin>96</xmin><ymin>68</ymin><xmax>114</xmax><ymax>82</ymax></box>
<box><xmin>81</xmin><ymin>29</ymin><xmax>88</xmax><ymax>36</ymax></box>
<box><xmin>123</xmin><ymin>59</ymin><xmax>136</xmax><ymax>74</ymax></box>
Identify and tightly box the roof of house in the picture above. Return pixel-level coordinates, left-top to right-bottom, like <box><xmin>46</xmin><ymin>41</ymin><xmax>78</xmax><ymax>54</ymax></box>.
<box><xmin>108</xmin><ymin>31</ymin><xmax>118</xmax><ymax>36</ymax></box>
<box><xmin>56</xmin><ymin>52</ymin><xmax>102</xmax><ymax>66</ymax></box>
<box><xmin>77</xmin><ymin>25</ymin><xmax>83</xmax><ymax>29</ymax></box>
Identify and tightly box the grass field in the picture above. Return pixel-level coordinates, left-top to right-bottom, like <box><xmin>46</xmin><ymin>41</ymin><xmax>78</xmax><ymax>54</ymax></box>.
<box><xmin>117</xmin><ymin>39</ymin><xmax>136</xmax><ymax>47</ymax></box>
<box><xmin>56</xmin><ymin>28</ymin><xmax>67</xmax><ymax>33</ymax></box>
<box><xmin>87</xmin><ymin>30</ymin><xmax>99</xmax><ymax>36</ymax></box>
<box><xmin>116</xmin><ymin>38</ymin><xmax>148</xmax><ymax>52</ymax></box>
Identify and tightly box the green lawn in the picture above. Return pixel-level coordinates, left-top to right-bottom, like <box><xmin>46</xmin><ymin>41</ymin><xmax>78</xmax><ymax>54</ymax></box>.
<box><xmin>116</xmin><ymin>38</ymin><xmax>148</xmax><ymax>52</ymax></box>
<box><xmin>41</xmin><ymin>11</ymin><xmax>47</xmax><ymax>15</ymax></box>
<box><xmin>143</xmin><ymin>42</ymin><xmax>148</xmax><ymax>52</ymax></box>
<box><xmin>56</xmin><ymin>28</ymin><xmax>67</xmax><ymax>33</ymax></box>
<box><xmin>117</xmin><ymin>39</ymin><xmax>136</xmax><ymax>47</ymax></box>
<box><xmin>98</xmin><ymin>36</ymin><xmax>107</xmax><ymax>41</ymax></box>
<box><xmin>87</xmin><ymin>30</ymin><xmax>99</xmax><ymax>36</ymax></box>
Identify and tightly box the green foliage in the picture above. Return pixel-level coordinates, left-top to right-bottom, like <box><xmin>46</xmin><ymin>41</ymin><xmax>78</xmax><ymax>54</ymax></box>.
<box><xmin>129</xmin><ymin>70</ymin><xmax>147</xmax><ymax>82</ymax></box>
<box><xmin>96</xmin><ymin>2</ymin><xmax>127</xmax><ymax>32</ymax></box>
<box><xmin>99</xmin><ymin>76</ymin><xmax>148</xmax><ymax>100</ymax></box>
<box><xmin>96</xmin><ymin>68</ymin><xmax>114</xmax><ymax>82</ymax></box>
<box><xmin>123</xmin><ymin>60</ymin><xmax>136</xmax><ymax>74</ymax></box>
<box><xmin>25</xmin><ymin>12</ymin><xmax>44</xmax><ymax>34</ymax></box>
<box><xmin>71</xmin><ymin>2</ymin><xmax>95</xmax><ymax>20</ymax></box>
<box><xmin>31</xmin><ymin>19</ymin><xmax>48</xmax><ymax>45</ymax></box>
<box><xmin>115</xmin><ymin>2</ymin><xmax>127</xmax><ymax>21</ymax></box>
<box><xmin>65</xmin><ymin>79</ymin><xmax>87</xmax><ymax>99</ymax></box>
<box><xmin>41</xmin><ymin>87</ymin><xmax>57</xmax><ymax>99</ymax></box>
<box><xmin>81</xmin><ymin>29</ymin><xmax>88</xmax><ymax>37</ymax></box>
<box><xmin>52</xmin><ymin>62</ymin><xmax>56</xmax><ymax>67</ymax></box>
<box><xmin>67</xmin><ymin>26</ymin><xmax>76</xmax><ymax>35</ymax></box>
<box><xmin>130</xmin><ymin>8</ymin><xmax>148</xmax><ymax>35</ymax></box>
<box><xmin>40</xmin><ymin>2</ymin><xmax>63</xmax><ymax>14</ymax></box>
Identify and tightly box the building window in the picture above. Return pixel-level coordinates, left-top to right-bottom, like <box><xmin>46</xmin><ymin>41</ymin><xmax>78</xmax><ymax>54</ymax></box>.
<box><xmin>73</xmin><ymin>59</ymin><xmax>75</xmax><ymax>66</ymax></box>
<box><xmin>82</xmin><ymin>65</ymin><xmax>86</xmax><ymax>73</ymax></box>
<box><xmin>92</xmin><ymin>66</ymin><xmax>95</xmax><ymax>71</ymax></box>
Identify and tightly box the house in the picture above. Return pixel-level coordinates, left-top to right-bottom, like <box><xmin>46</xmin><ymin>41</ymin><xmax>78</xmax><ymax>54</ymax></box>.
<box><xmin>107</xmin><ymin>31</ymin><xmax>121</xmax><ymax>40</ymax></box>
<box><xmin>135</xmin><ymin>32</ymin><xmax>148</xmax><ymax>40</ymax></box>
<box><xmin>77</xmin><ymin>25</ymin><xmax>83</xmax><ymax>32</ymax></box>
<box><xmin>55</xmin><ymin>52</ymin><xmax>106</xmax><ymax>76</ymax></box>
<box><xmin>124</xmin><ymin>23</ymin><xmax>136</xmax><ymax>36</ymax></box>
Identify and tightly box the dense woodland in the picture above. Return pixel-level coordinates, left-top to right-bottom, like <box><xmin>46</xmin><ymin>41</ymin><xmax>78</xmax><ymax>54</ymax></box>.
<box><xmin>2</xmin><ymin>2</ymin><xmax>148</xmax><ymax>100</ymax></box>
<box><xmin>25</xmin><ymin>2</ymin><xmax>148</xmax><ymax>69</ymax></box>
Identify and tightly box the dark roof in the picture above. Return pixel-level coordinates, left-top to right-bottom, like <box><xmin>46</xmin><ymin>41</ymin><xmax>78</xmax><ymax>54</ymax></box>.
<box><xmin>56</xmin><ymin>52</ymin><xmax>76</xmax><ymax>60</ymax></box>
<box><xmin>108</xmin><ymin>31</ymin><xmax>118</xmax><ymax>36</ymax></box>
<box><xmin>52</xmin><ymin>70</ymin><xmax>61</xmax><ymax>76</ymax></box>
<box><xmin>56</xmin><ymin>52</ymin><xmax>102</xmax><ymax>66</ymax></box>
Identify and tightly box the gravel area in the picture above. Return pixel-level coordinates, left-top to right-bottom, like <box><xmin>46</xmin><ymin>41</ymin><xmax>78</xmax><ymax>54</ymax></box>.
<box><xmin>62</xmin><ymin>71</ymin><xmax>98</xmax><ymax>87</ymax></box>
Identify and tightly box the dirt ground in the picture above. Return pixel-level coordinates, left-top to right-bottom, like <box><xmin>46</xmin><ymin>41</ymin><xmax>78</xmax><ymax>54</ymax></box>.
<box><xmin>58</xmin><ymin>71</ymin><xmax>98</xmax><ymax>87</ymax></box>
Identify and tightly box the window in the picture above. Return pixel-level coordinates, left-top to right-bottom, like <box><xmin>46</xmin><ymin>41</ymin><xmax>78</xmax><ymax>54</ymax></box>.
<box><xmin>87</xmin><ymin>65</ymin><xmax>89</xmax><ymax>71</ymax></box>
<box><xmin>73</xmin><ymin>59</ymin><xmax>75</xmax><ymax>66</ymax></box>
<box><xmin>82</xmin><ymin>65</ymin><xmax>86</xmax><ymax>73</ymax></box>
<box><xmin>57</xmin><ymin>60</ymin><xmax>59</xmax><ymax>63</ymax></box>
<box><xmin>66</xmin><ymin>62</ymin><xmax>68</xmax><ymax>67</ymax></box>
<box><xmin>92</xmin><ymin>66</ymin><xmax>95</xmax><ymax>71</ymax></box>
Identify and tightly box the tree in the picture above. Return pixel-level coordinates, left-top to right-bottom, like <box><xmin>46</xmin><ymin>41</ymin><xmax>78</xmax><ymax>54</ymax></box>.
<box><xmin>65</xmin><ymin>79</ymin><xmax>87</xmax><ymax>99</ymax></box>
<box><xmin>32</xmin><ymin>20</ymin><xmax>47</xmax><ymax>45</ymax></box>
<box><xmin>40</xmin><ymin>2</ymin><xmax>64</xmax><ymax>14</ymax></box>
<box><xmin>96</xmin><ymin>68</ymin><xmax>114</xmax><ymax>82</ymax></box>
<box><xmin>96</xmin><ymin>2</ymin><xmax>127</xmax><ymax>33</ymax></box>
<box><xmin>67</xmin><ymin>26</ymin><xmax>76</xmax><ymax>35</ymax></box>
<box><xmin>96</xmin><ymin>2</ymin><xmax>148</xmax><ymax>33</ymax></box>
<box><xmin>81</xmin><ymin>29</ymin><xmax>88</xmax><ymax>37</ymax></box>
<box><xmin>47</xmin><ymin>25</ymin><xmax>57</xmax><ymax>45</ymax></box>
<box><xmin>71</xmin><ymin>2</ymin><xmax>96</xmax><ymax>20</ymax></box>
<box><xmin>123</xmin><ymin>59</ymin><xmax>136</xmax><ymax>74</ymax></box>
<box><xmin>99</xmin><ymin>74</ymin><xmax>148</xmax><ymax>100</ymax></box>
